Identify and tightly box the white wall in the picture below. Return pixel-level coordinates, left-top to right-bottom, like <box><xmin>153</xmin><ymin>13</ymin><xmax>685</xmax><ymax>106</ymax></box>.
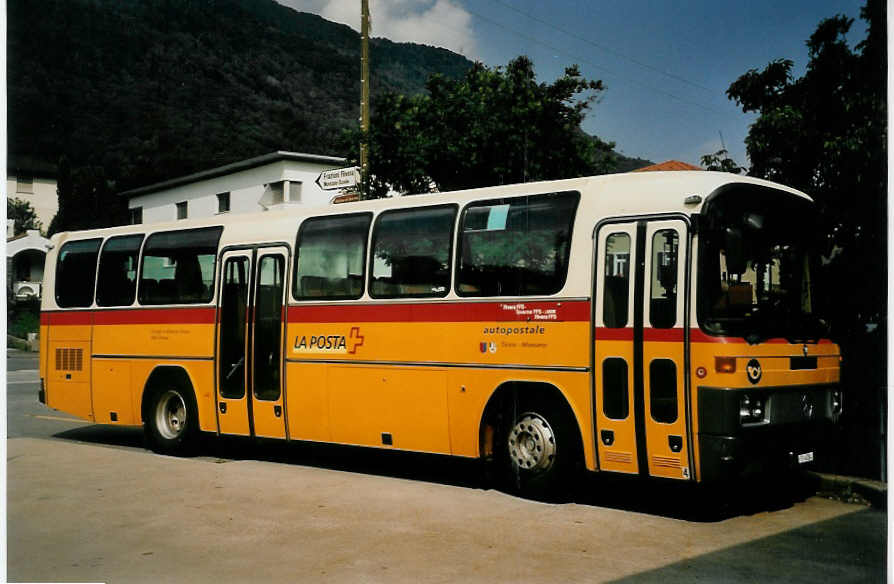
<box><xmin>6</xmin><ymin>175</ymin><xmax>58</xmax><ymax>233</ymax></box>
<box><xmin>128</xmin><ymin>159</ymin><xmax>340</xmax><ymax>223</ymax></box>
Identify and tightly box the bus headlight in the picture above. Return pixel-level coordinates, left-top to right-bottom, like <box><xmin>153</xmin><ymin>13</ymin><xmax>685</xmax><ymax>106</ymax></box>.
<box><xmin>831</xmin><ymin>390</ymin><xmax>843</xmax><ymax>415</ymax></box>
<box><xmin>740</xmin><ymin>394</ymin><xmax>766</xmax><ymax>424</ymax></box>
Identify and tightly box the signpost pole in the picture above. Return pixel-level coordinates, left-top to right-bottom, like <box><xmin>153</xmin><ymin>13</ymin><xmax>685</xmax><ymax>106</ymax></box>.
<box><xmin>360</xmin><ymin>0</ymin><xmax>370</xmax><ymax>199</ymax></box>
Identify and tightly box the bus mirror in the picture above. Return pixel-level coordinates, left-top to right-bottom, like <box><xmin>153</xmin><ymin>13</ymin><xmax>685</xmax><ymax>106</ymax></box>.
<box><xmin>724</xmin><ymin>227</ymin><xmax>746</xmax><ymax>274</ymax></box>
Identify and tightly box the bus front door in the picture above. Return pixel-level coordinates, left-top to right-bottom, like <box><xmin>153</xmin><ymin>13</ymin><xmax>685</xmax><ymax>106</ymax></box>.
<box><xmin>594</xmin><ymin>218</ymin><xmax>692</xmax><ymax>480</ymax></box>
<box><xmin>216</xmin><ymin>246</ymin><xmax>289</xmax><ymax>439</ymax></box>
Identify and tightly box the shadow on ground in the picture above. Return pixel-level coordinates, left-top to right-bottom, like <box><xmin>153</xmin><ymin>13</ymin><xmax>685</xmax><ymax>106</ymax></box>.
<box><xmin>53</xmin><ymin>425</ymin><xmax>835</xmax><ymax>521</ymax></box>
<box><xmin>608</xmin><ymin>508</ymin><xmax>886</xmax><ymax>583</ymax></box>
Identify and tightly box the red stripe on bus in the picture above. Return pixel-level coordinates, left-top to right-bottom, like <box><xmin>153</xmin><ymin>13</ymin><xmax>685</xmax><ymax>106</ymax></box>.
<box><xmin>40</xmin><ymin>311</ymin><xmax>93</xmax><ymax>326</ymax></box>
<box><xmin>42</xmin><ymin>307</ymin><xmax>217</xmax><ymax>326</ymax></box>
<box><xmin>689</xmin><ymin>328</ymin><xmax>833</xmax><ymax>345</ymax></box>
<box><xmin>286</xmin><ymin>300</ymin><xmax>590</xmax><ymax>323</ymax></box>
<box><xmin>595</xmin><ymin>328</ymin><xmax>684</xmax><ymax>342</ymax></box>
<box><xmin>93</xmin><ymin>307</ymin><xmax>217</xmax><ymax>325</ymax></box>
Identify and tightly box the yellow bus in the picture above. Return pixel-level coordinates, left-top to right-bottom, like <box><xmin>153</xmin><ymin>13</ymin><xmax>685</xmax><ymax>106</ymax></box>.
<box><xmin>39</xmin><ymin>171</ymin><xmax>842</xmax><ymax>498</ymax></box>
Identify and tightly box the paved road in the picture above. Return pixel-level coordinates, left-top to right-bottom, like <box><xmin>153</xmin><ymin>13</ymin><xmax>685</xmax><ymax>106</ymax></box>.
<box><xmin>6</xmin><ymin>349</ymin><xmax>887</xmax><ymax>583</ymax></box>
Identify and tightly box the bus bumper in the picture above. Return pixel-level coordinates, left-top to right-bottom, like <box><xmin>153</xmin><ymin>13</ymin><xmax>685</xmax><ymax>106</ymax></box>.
<box><xmin>697</xmin><ymin>385</ymin><xmax>840</xmax><ymax>483</ymax></box>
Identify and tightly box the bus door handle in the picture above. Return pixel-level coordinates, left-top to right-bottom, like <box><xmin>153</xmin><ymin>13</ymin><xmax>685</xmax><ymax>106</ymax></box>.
<box><xmin>669</xmin><ymin>435</ymin><xmax>682</xmax><ymax>452</ymax></box>
<box><xmin>274</xmin><ymin>405</ymin><xmax>282</xmax><ymax>417</ymax></box>
<box><xmin>600</xmin><ymin>430</ymin><xmax>614</xmax><ymax>446</ymax></box>
<box><xmin>219</xmin><ymin>402</ymin><xmax>227</xmax><ymax>414</ymax></box>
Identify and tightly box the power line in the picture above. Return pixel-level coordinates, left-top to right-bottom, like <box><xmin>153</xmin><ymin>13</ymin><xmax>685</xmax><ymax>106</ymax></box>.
<box><xmin>487</xmin><ymin>0</ymin><xmax>715</xmax><ymax>94</ymax></box>
<box><xmin>458</xmin><ymin>5</ymin><xmax>728</xmax><ymax>116</ymax></box>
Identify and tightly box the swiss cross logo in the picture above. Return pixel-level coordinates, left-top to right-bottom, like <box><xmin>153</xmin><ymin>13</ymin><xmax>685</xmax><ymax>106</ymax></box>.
<box><xmin>348</xmin><ymin>327</ymin><xmax>365</xmax><ymax>354</ymax></box>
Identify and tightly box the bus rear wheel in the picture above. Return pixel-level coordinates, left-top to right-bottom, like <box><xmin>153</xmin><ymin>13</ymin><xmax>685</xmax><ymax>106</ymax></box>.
<box><xmin>145</xmin><ymin>387</ymin><xmax>198</xmax><ymax>456</ymax></box>
<box><xmin>501</xmin><ymin>397</ymin><xmax>579</xmax><ymax>500</ymax></box>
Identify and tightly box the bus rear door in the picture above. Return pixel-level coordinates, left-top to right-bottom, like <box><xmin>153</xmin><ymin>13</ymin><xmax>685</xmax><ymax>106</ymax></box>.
<box><xmin>216</xmin><ymin>246</ymin><xmax>289</xmax><ymax>439</ymax></box>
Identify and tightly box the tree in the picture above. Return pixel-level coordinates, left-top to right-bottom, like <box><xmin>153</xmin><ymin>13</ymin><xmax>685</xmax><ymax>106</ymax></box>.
<box><xmin>7</xmin><ymin>198</ymin><xmax>42</xmax><ymax>236</ymax></box>
<box><xmin>726</xmin><ymin>0</ymin><xmax>886</xmax><ymax>478</ymax></box>
<box><xmin>347</xmin><ymin>56</ymin><xmax>615</xmax><ymax>197</ymax></box>
<box><xmin>699</xmin><ymin>149</ymin><xmax>746</xmax><ymax>174</ymax></box>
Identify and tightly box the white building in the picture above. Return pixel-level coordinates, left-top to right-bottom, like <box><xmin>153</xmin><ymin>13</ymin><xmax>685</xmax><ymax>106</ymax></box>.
<box><xmin>7</xmin><ymin>228</ymin><xmax>52</xmax><ymax>300</ymax></box>
<box><xmin>6</xmin><ymin>158</ymin><xmax>59</xmax><ymax>232</ymax></box>
<box><xmin>121</xmin><ymin>151</ymin><xmax>348</xmax><ymax>224</ymax></box>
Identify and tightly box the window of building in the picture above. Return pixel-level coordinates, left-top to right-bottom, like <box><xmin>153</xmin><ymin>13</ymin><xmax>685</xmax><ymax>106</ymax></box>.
<box><xmin>603</xmin><ymin>233</ymin><xmax>631</xmax><ymax>328</ymax></box>
<box><xmin>96</xmin><ymin>234</ymin><xmax>144</xmax><ymax>307</ymax></box>
<box><xmin>293</xmin><ymin>214</ymin><xmax>371</xmax><ymax>300</ymax></box>
<box><xmin>270</xmin><ymin>182</ymin><xmax>284</xmax><ymax>205</ymax></box>
<box><xmin>16</xmin><ymin>176</ymin><xmax>33</xmax><ymax>194</ymax></box>
<box><xmin>370</xmin><ymin>205</ymin><xmax>456</xmax><ymax>298</ymax></box>
<box><xmin>456</xmin><ymin>191</ymin><xmax>579</xmax><ymax>297</ymax></box>
<box><xmin>130</xmin><ymin>207</ymin><xmax>143</xmax><ymax>225</ymax></box>
<box><xmin>176</xmin><ymin>201</ymin><xmax>188</xmax><ymax>220</ymax></box>
<box><xmin>56</xmin><ymin>238</ymin><xmax>102</xmax><ymax>307</ymax></box>
<box><xmin>139</xmin><ymin>227</ymin><xmax>223</xmax><ymax>305</ymax></box>
<box><xmin>217</xmin><ymin>192</ymin><xmax>230</xmax><ymax>214</ymax></box>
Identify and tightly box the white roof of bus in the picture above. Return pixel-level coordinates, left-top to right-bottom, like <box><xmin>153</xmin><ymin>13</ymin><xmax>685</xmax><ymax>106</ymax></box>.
<box><xmin>50</xmin><ymin>171</ymin><xmax>811</xmax><ymax>247</ymax></box>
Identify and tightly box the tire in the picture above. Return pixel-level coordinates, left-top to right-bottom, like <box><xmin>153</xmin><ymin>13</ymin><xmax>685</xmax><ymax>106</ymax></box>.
<box><xmin>144</xmin><ymin>386</ymin><xmax>198</xmax><ymax>456</ymax></box>
<box><xmin>500</xmin><ymin>395</ymin><xmax>581</xmax><ymax>501</ymax></box>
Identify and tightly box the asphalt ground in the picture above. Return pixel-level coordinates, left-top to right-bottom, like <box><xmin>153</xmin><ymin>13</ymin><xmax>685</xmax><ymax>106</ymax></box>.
<box><xmin>5</xmin><ymin>349</ymin><xmax>887</xmax><ymax>583</ymax></box>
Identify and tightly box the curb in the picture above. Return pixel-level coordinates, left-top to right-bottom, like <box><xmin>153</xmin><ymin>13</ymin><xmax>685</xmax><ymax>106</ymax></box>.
<box><xmin>809</xmin><ymin>472</ymin><xmax>887</xmax><ymax>509</ymax></box>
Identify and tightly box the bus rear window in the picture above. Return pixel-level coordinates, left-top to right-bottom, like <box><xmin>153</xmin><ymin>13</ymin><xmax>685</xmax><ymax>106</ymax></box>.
<box><xmin>139</xmin><ymin>227</ymin><xmax>222</xmax><ymax>305</ymax></box>
<box><xmin>56</xmin><ymin>238</ymin><xmax>102</xmax><ymax>307</ymax></box>
<box><xmin>456</xmin><ymin>191</ymin><xmax>579</xmax><ymax>297</ymax></box>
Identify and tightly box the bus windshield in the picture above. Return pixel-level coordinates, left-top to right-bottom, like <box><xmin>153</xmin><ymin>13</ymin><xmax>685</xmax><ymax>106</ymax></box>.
<box><xmin>698</xmin><ymin>187</ymin><xmax>827</xmax><ymax>343</ymax></box>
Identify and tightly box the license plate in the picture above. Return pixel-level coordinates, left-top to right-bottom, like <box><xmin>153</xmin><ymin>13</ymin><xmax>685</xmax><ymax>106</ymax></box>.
<box><xmin>798</xmin><ymin>452</ymin><xmax>815</xmax><ymax>464</ymax></box>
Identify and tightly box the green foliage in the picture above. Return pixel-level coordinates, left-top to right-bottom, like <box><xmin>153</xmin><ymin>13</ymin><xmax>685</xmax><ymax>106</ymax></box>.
<box><xmin>345</xmin><ymin>56</ymin><xmax>616</xmax><ymax>196</ymax></box>
<box><xmin>700</xmin><ymin>149</ymin><xmax>746</xmax><ymax>174</ymax></box>
<box><xmin>8</xmin><ymin>298</ymin><xmax>40</xmax><ymax>338</ymax></box>
<box><xmin>7</xmin><ymin>198</ymin><xmax>42</xmax><ymax>235</ymax></box>
<box><xmin>726</xmin><ymin>0</ymin><xmax>886</xmax><ymax>478</ymax></box>
<box><xmin>726</xmin><ymin>0</ymin><xmax>886</xmax><ymax>331</ymax></box>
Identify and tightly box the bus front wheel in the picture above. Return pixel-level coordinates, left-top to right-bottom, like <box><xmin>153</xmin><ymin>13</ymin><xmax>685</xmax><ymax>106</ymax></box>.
<box><xmin>501</xmin><ymin>397</ymin><xmax>579</xmax><ymax>500</ymax></box>
<box><xmin>145</xmin><ymin>387</ymin><xmax>198</xmax><ymax>456</ymax></box>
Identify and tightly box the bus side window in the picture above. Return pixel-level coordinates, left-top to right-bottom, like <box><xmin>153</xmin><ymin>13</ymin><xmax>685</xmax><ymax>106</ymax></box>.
<box><xmin>369</xmin><ymin>205</ymin><xmax>456</xmax><ymax>298</ymax></box>
<box><xmin>603</xmin><ymin>233</ymin><xmax>630</xmax><ymax>328</ymax></box>
<box><xmin>456</xmin><ymin>191</ymin><xmax>579</xmax><ymax>297</ymax></box>
<box><xmin>56</xmin><ymin>238</ymin><xmax>102</xmax><ymax>308</ymax></box>
<box><xmin>139</xmin><ymin>227</ymin><xmax>223</xmax><ymax>305</ymax></box>
<box><xmin>96</xmin><ymin>234</ymin><xmax>144</xmax><ymax>307</ymax></box>
<box><xmin>294</xmin><ymin>213</ymin><xmax>371</xmax><ymax>300</ymax></box>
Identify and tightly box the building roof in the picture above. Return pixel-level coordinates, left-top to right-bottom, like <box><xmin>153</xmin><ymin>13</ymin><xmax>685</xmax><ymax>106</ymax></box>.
<box><xmin>632</xmin><ymin>160</ymin><xmax>703</xmax><ymax>172</ymax></box>
<box><xmin>119</xmin><ymin>151</ymin><xmax>347</xmax><ymax>198</ymax></box>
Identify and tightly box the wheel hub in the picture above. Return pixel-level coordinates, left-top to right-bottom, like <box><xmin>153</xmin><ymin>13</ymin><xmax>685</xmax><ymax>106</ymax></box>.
<box><xmin>156</xmin><ymin>390</ymin><xmax>187</xmax><ymax>440</ymax></box>
<box><xmin>508</xmin><ymin>413</ymin><xmax>556</xmax><ymax>472</ymax></box>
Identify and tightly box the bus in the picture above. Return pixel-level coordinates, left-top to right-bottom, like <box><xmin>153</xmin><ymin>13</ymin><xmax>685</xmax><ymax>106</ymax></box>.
<box><xmin>38</xmin><ymin>171</ymin><xmax>842</xmax><ymax>498</ymax></box>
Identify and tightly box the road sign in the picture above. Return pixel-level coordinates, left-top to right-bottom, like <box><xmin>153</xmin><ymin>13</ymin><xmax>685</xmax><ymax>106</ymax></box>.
<box><xmin>316</xmin><ymin>166</ymin><xmax>360</xmax><ymax>190</ymax></box>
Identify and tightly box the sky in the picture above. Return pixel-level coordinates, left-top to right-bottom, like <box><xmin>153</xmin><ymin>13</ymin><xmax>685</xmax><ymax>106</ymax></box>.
<box><xmin>277</xmin><ymin>0</ymin><xmax>868</xmax><ymax>167</ymax></box>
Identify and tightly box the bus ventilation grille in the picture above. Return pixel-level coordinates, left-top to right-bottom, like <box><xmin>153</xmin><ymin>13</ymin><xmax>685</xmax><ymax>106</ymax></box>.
<box><xmin>652</xmin><ymin>455</ymin><xmax>681</xmax><ymax>469</ymax></box>
<box><xmin>55</xmin><ymin>348</ymin><xmax>84</xmax><ymax>371</ymax></box>
<box><xmin>604</xmin><ymin>451</ymin><xmax>633</xmax><ymax>464</ymax></box>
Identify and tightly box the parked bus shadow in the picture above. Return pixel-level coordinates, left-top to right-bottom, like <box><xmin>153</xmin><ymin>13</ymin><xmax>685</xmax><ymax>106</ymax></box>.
<box><xmin>52</xmin><ymin>425</ymin><xmax>818</xmax><ymax>521</ymax></box>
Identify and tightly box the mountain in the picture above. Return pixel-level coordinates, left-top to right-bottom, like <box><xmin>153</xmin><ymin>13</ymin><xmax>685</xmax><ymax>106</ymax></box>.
<box><xmin>7</xmin><ymin>0</ymin><xmax>474</xmax><ymax>193</ymax></box>
<box><xmin>8</xmin><ymin>0</ymin><xmax>648</xmax><ymax>231</ymax></box>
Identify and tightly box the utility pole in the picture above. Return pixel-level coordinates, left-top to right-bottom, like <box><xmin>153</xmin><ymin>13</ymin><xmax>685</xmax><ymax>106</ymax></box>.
<box><xmin>360</xmin><ymin>0</ymin><xmax>370</xmax><ymax>199</ymax></box>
